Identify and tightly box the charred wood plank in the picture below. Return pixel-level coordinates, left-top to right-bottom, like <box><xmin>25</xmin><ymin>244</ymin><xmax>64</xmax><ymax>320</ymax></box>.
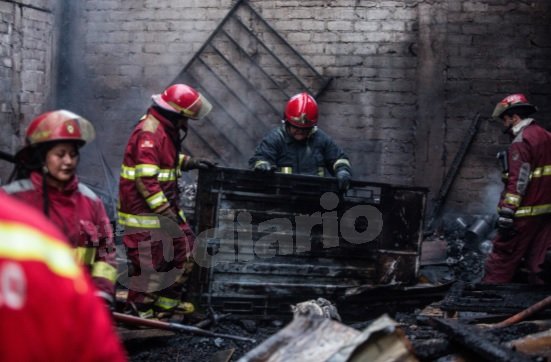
<box><xmin>430</xmin><ymin>318</ymin><xmax>533</xmax><ymax>362</ymax></box>
<box><xmin>441</xmin><ymin>282</ymin><xmax>551</xmax><ymax>315</ymax></box>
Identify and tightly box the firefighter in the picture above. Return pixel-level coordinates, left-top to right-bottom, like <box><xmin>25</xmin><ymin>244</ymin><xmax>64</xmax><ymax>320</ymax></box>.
<box><xmin>118</xmin><ymin>83</ymin><xmax>214</xmax><ymax>318</ymax></box>
<box><xmin>482</xmin><ymin>93</ymin><xmax>551</xmax><ymax>284</ymax></box>
<box><xmin>249</xmin><ymin>92</ymin><xmax>352</xmax><ymax>192</ymax></box>
<box><xmin>0</xmin><ymin>191</ymin><xmax>126</xmax><ymax>361</ymax></box>
<box><xmin>2</xmin><ymin>110</ymin><xmax>118</xmax><ymax>306</ymax></box>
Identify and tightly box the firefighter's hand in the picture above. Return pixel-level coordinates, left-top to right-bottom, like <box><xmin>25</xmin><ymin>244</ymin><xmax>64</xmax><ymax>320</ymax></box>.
<box><xmin>96</xmin><ymin>291</ymin><xmax>115</xmax><ymax>312</ymax></box>
<box><xmin>496</xmin><ymin>207</ymin><xmax>515</xmax><ymax>237</ymax></box>
<box><xmin>189</xmin><ymin>158</ymin><xmax>215</xmax><ymax>170</ymax></box>
<box><xmin>336</xmin><ymin>169</ymin><xmax>351</xmax><ymax>192</ymax></box>
<box><xmin>254</xmin><ymin>162</ymin><xmax>275</xmax><ymax>173</ymax></box>
<box><xmin>158</xmin><ymin>206</ymin><xmax>179</xmax><ymax>224</ymax></box>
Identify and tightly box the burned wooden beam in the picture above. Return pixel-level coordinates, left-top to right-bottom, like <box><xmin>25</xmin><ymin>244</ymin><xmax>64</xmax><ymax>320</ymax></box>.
<box><xmin>430</xmin><ymin>318</ymin><xmax>533</xmax><ymax>362</ymax></box>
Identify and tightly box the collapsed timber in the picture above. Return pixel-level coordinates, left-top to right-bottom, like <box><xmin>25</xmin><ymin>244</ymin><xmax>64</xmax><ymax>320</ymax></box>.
<box><xmin>114</xmin><ymin>168</ymin><xmax>551</xmax><ymax>360</ymax></box>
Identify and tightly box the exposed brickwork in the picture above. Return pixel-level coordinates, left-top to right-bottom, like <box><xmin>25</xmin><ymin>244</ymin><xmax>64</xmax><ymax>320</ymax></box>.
<box><xmin>1</xmin><ymin>0</ymin><xmax>551</xmax><ymax>219</ymax></box>
<box><xmin>0</xmin><ymin>0</ymin><xmax>56</xmax><ymax>181</ymax></box>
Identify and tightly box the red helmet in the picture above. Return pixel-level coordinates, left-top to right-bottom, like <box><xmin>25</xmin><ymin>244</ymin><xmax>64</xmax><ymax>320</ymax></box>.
<box><xmin>284</xmin><ymin>92</ymin><xmax>318</xmax><ymax>128</ymax></box>
<box><xmin>152</xmin><ymin>84</ymin><xmax>212</xmax><ymax>120</ymax></box>
<box><xmin>16</xmin><ymin>110</ymin><xmax>95</xmax><ymax>163</ymax></box>
<box><xmin>492</xmin><ymin>93</ymin><xmax>537</xmax><ymax>119</ymax></box>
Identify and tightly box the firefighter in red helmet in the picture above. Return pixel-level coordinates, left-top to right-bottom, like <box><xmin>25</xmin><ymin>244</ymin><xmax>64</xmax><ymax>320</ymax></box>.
<box><xmin>2</xmin><ymin>110</ymin><xmax>118</xmax><ymax>308</ymax></box>
<box><xmin>118</xmin><ymin>83</ymin><xmax>214</xmax><ymax>318</ymax></box>
<box><xmin>0</xmin><ymin>191</ymin><xmax>126</xmax><ymax>361</ymax></box>
<box><xmin>249</xmin><ymin>92</ymin><xmax>352</xmax><ymax>191</ymax></box>
<box><xmin>482</xmin><ymin>94</ymin><xmax>551</xmax><ymax>284</ymax></box>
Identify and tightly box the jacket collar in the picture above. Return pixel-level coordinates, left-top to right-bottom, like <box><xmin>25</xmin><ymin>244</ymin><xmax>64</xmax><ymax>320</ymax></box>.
<box><xmin>30</xmin><ymin>170</ymin><xmax>79</xmax><ymax>194</ymax></box>
<box><xmin>148</xmin><ymin>107</ymin><xmax>178</xmax><ymax>132</ymax></box>
<box><xmin>512</xmin><ymin>118</ymin><xmax>534</xmax><ymax>136</ymax></box>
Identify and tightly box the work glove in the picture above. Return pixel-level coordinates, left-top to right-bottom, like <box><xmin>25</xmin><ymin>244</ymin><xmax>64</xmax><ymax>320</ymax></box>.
<box><xmin>336</xmin><ymin>169</ymin><xmax>351</xmax><ymax>192</ymax></box>
<box><xmin>158</xmin><ymin>206</ymin><xmax>179</xmax><ymax>224</ymax></box>
<box><xmin>188</xmin><ymin>158</ymin><xmax>215</xmax><ymax>170</ymax></box>
<box><xmin>96</xmin><ymin>291</ymin><xmax>115</xmax><ymax>312</ymax></box>
<box><xmin>254</xmin><ymin>162</ymin><xmax>275</xmax><ymax>173</ymax></box>
<box><xmin>496</xmin><ymin>207</ymin><xmax>515</xmax><ymax>238</ymax></box>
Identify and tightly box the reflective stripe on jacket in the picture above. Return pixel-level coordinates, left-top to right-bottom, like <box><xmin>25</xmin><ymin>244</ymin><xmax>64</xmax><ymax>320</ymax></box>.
<box><xmin>0</xmin><ymin>191</ymin><xmax>127</xmax><ymax>362</ymax></box>
<box><xmin>118</xmin><ymin>108</ymin><xmax>190</xmax><ymax>228</ymax></box>
<box><xmin>249</xmin><ymin>125</ymin><xmax>352</xmax><ymax>176</ymax></box>
<box><xmin>499</xmin><ymin>121</ymin><xmax>551</xmax><ymax>217</ymax></box>
<box><xmin>2</xmin><ymin>171</ymin><xmax>118</xmax><ymax>294</ymax></box>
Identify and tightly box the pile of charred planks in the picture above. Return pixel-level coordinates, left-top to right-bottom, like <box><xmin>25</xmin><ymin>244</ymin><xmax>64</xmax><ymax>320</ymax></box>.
<box><xmin>239</xmin><ymin>283</ymin><xmax>551</xmax><ymax>362</ymax></box>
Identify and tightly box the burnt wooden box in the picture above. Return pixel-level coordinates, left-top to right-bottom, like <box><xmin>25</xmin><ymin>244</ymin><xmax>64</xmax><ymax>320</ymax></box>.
<box><xmin>189</xmin><ymin>167</ymin><xmax>427</xmax><ymax>318</ymax></box>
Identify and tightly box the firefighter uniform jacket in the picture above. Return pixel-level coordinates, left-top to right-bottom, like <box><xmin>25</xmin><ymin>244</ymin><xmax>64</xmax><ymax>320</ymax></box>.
<box><xmin>499</xmin><ymin>120</ymin><xmax>551</xmax><ymax>217</ymax></box>
<box><xmin>0</xmin><ymin>191</ymin><xmax>126</xmax><ymax>361</ymax></box>
<box><xmin>483</xmin><ymin>119</ymin><xmax>551</xmax><ymax>284</ymax></box>
<box><xmin>249</xmin><ymin>125</ymin><xmax>352</xmax><ymax>176</ymax></box>
<box><xmin>118</xmin><ymin>108</ymin><xmax>195</xmax><ymax>240</ymax></box>
<box><xmin>2</xmin><ymin>171</ymin><xmax>117</xmax><ymax>300</ymax></box>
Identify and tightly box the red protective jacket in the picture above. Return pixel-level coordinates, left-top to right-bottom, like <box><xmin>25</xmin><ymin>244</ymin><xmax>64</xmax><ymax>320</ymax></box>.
<box><xmin>118</xmin><ymin>108</ymin><xmax>195</xmax><ymax>244</ymax></box>
<box><xmin>2</xmin><ymin>171</ymin><xmax>117</xmax><ymax>300</ymax></box>
<box><xmin>484</xmin><ymin>120</ymin><xmax>551</xmax><ymax>283</ymax></box>
<box><xmin>0</xmin><ymin>191</ymin><xmax>126</xmax><ymax>361</ymax></box>
<box><xmin>499</xmin><ymin>120</ymin><xmax>551</xmax><ymax>216</ymax></box>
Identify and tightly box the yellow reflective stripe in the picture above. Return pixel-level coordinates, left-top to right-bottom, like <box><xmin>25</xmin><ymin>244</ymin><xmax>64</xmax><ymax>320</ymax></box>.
<box><xmin>504</xmin><ymin>193</ymin><xmax>522</xmax><ymax>207</ymax></box>
<box><xmin>0</xmin><ymin>222</ymin><xmax>81</xmax><ymax>278</ymax></box>
<box><xmin>154</xmin><ymin>296</ymin><xmax>180</xmax><ymax>310</ymax></box>
<box><xmin>516</xmin><ymin>204</ymin><xmax>551</xmax><ymax>217</ymax></box>
<box><xmin>146</xmin><ymin>191</ymin><xmax>168</xmax><ymax>210</ymax></box>
<box><xmin>179</xmin><ymin>154</ymin><xmax>191</xmax><ymax>170</ymax></box>
<box><xmin>280</xmin><ymin>167</ymin><xmax>293</xmax><ymax>174</ymax></box>
<box><xmin>91</xmin><ymin>261</ymin><xmax>117</xmax><ymax>283</ymax></box>
<box><xmin>117</xmin><ymin>211</ymin><xmax>161</xmax><ymax>228</ymax></box>
<box><xmin>157</xmin><ymin>169</ymin><xmax>177</xmax><ymax>181</ymax></box>
<box><xmin>74</xmin><ymin>247</ymin><xmax>95</xmax><ymax>265</ymax></box>
<box><xmin>135</xmin><ymin>164</ymin><xmax>160</xmax><ymax>177</ymax></box>
<box><xmin>121</xmin><ymin>165</ymin><xmax>176</xmax><ymax>181</ymax></box>
<box><xmin>254</xmin><ymin>160</ymin><xmax>270</xmax><ymax>168</ymax></box>
<box><xmin>120</xmin><ymin>165</ymin><xmax>136</xmax><ymax>180</ymax></box>
<box><xmin>531</xmin><ymin>165</ymin><xmax>551</xmax><ymax>178</ymax></box>
<box><xmin>178</xmin><ymin>209</ymin><xmax>187</xmax><ymax>223</ymax></box>
<box><xmin>333</xmin><ymin>159</ymin><xmax>351</xmax><ymax>171</ymax></box>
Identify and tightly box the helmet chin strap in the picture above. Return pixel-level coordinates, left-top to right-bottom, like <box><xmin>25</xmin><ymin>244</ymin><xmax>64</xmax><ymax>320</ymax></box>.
<box><xmin>41</xmin><ymin>164</ymin><xmax>50</xmax><ymax>217</ymax></box>
<box><xmin>179</xmin><ymin>128</ymin><xmax>188</xmax><ymax>143</ymax></box>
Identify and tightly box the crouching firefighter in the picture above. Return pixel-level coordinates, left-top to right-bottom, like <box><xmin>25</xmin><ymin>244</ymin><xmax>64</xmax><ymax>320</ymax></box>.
<box><xmin>118</xmin><ymin>83</ymin><xmax>214</xmax><ymax>318</ymax></box>
<box><xmin>2</xmin><ymin>110</ymin><xmax>118</xmax><ymax>308</ymax></box>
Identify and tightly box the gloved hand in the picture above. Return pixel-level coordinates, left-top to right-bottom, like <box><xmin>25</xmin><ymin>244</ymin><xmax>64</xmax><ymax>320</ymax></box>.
<box><xmin>158</xmin><ymin>206</ymin><xmax>179</xmax><ymax>224</ymax></box>
<box><xmin>336</xmin><ymin>169</ymin><xmax>351</xmax><ymax>192</ymax></box>
<box><xmin>254</xmin><ymin>162</ymin><xmax>275</xmax><ymax>173</ymax></box>
<box><xmin>188</xmin><ymin>158</ymin><xmax>215</xmax><ymax>170</ymax></box>
<box><xmin>96</xmin><ymin>291</ymin><xmax>115</xmax><ymax>312</ymax></box>
<box><xmin>496</xmin><ymin>207</ymin><xmax>515</xmax><ymax>237</ymax></box>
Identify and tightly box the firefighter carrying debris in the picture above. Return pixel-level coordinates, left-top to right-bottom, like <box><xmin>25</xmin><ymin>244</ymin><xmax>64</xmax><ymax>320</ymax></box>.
<box><xmin>118</xmin><ymin>83</ymin><xmax>214</xmax><ymax>319</ymax></box>
<box><xmin>249</xmin><ymin>92</ymin><xmax>353</xmax><ymax>192</ymax></box>
<box><xmin>483</xmin><ymin>94</ymin><xmax>551</xmax><ymax>284</ymax></box>
<box><xmin>0</xmin><ymin>190</ymin><xmax>126</xmax><ymax>361</ymax></box>
<box><xmin>2</xmin><ymin>110</ymin><xmax>118</xmax><ymax>308</ymax></box>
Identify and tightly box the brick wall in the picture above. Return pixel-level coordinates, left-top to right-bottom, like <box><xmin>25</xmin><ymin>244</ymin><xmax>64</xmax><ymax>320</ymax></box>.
<box><xmin>3</xmin><ymin>0</ymin><xmax>551</xmax><ymax>220</ymax></box>
<box><xmin>0</xmin><ymin>0</ymin><xmax>58</xmax><ymax>182</ymax></box>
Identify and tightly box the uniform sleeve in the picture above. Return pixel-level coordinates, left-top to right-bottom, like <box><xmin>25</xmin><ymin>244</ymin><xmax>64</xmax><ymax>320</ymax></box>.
<box><xmin>249</xmin><ymin>128</ymin><xmax>281</xmax><ymax>169</ymax></box>
<box><xmin>91</xmin><ymin>199</ymin><xmax>118</xmax><ymax>300</ymax></box>
<box><xmin>133</xmin><ymin>131</ymin><xmax>170</xmax><ymax>212</ymax></box>
<box><xmin>321</xmin><ymin>133</ymin><xmax>352</xmax><ymax>176</ymax></box>
<box><xmin>70</xmin><ymin>274</ymin><xmax>127</xmax><ymax>362</ymax></box>
<box><xmin>498</xmin><ymin>140</ymin><xmax>533</xmax><ymax>212</ymax></box>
